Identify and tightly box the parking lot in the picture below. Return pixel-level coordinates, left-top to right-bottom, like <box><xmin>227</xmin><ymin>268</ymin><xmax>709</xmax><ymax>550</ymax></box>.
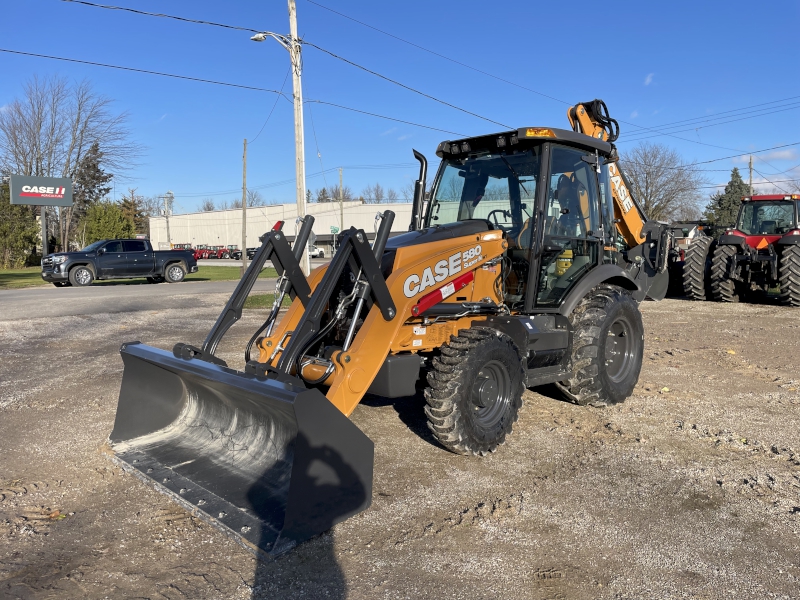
<box><xmin>1</xmin><ymin>288</ymin><xmax>799</xmax><ymax>599</ymax></box>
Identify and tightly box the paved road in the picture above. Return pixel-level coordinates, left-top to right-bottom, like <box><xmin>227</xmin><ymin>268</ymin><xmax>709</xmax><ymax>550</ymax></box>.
<box><xmin>0</xmin><ymin>279</ymin><xmax>278</xmax><ymax>321</ymax></box>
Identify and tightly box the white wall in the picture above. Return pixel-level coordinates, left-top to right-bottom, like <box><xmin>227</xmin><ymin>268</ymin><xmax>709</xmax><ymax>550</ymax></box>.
<box><xmin>148</xmin><ymin>202</ymin><xmax>413</xmax><ymax>250</ymax></box>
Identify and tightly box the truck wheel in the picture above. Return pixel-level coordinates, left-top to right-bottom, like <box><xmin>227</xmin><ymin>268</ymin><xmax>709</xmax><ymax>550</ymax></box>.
<box><xmin>424</xmin><ymin>327</ymin><xmax>525</xmax><ymax>456</ymax></box>
<box><xmin>69</xmin><ymin>266</ymin><xmax>94</xmax><ymax>287</ymax></box>
<box><xmin>779</xmin><ymin>245</ymin><xmax>800</xmax><ymax>306</ymax></box>
<box><xmin>223</xmin><ymin>252</ymin><xmax>230</xmax><ymax>259</ymax></box>
<box><xmin>710</xmin><ymin>245</ymin><xmax>743</xmax><ymax>302</ymax></box>
<box><xmin>165</xmin><ymin>264</ymin><xmax>186</xmax><ymax>283</ymax></box>
<box><xmin>557</xmin><ymin>284</ymin><xmax>643</xmax><ymax>407</ymax></box>
<box><xmin>682</xmin><ymin>235</ymin><xmax>713</xmax><ymax>301</ymax></box>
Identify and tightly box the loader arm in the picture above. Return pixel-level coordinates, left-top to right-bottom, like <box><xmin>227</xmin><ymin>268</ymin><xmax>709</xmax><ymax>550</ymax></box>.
<box><xmin>567</xmin><ymin>99</ymin><xmax>648</xmax><ymax>246</ymax></box>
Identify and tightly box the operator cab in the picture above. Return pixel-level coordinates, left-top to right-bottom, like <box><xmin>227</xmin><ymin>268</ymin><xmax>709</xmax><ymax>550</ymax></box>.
<box><xmin>735</xmin><ymin>195</ymin><xmax>800</xmax><ymax>237</ymax></box>
<box><xmin>424</xmin><ymin>127</ymin><xmax>615</xmax><ymax>311</ymax></box>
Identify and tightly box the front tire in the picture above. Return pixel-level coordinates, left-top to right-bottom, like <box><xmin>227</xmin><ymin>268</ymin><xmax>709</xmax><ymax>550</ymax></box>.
<box><xmin>779</xmin><ymin>245</ymin><xmax>800</xmax><ymax>306</ymax></box>
<box><xmin>557</xmin><ymin>284</ymin><xmax>644</xmax><ymax>407</ymax></box>
<box><xmin>682</xmin><ymin>234</ymin><xmax>714</xmax><ymax>300</ymax></box>
<box><xmin>424</xmin><ymin>327</ymin><xmax>525</xmax><ymax>456</ymax></box>
<box><xmin>711</xmin><ymin>245</ymin><xmax>744</xmax><ymax>302</ymax></box>
<box><xmin>69</xmin><ymin>266</ymin><xmax>94</xmax><ymax>287</ymax></box>
<box><xmin>165</xmin><ymin>264</ymin><xmax>186</xmax><ymax>283</ymax></box>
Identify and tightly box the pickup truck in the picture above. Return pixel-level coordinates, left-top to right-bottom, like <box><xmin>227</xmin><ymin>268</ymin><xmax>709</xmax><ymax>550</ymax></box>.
<box><xmin>41</xmin><ymin>238</ymin><xmax>198</xmax><ymax>287</ymax></box>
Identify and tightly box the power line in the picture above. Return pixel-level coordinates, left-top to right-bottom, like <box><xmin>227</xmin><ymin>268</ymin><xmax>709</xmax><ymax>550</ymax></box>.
<box><xmin>304</xmin><ymin>100</ymin><xmax>465</xmax><ymax>136</ymax></box>
<box><xmin>752</xmin><ymin>168</ymin><xmax>790</xmax><ymax>193</ymax></box>
<box><xmin>304</xmin><ymin>0</ymin><xmax>569</xmax><ymax>106</ymax></box>
<box><xmin>700</xmin><ymin>178</ymin><xmax>798</xmax><ymax>190</ymax></box>
<box><xmin>61</xmin><ymin>0</ymin><xmax>259</xmax><ymax>32</ymax></box>
<box><xmin>250</xmin><ymin>69</ymin><xmax>291</xmax><ymax>144</ymax></box>
<box><xmin>0</xmin><ymin>48</ymin><xmax>286</xmax><ymax>95</ymax></box>
<box><xmin>302</xmin><ymin>0</ymin><xmax>798</xmax><ymax>152</ymax></box>
<box><xmin>0</xmin><ymin>47</ymin><xmax>464</xmax><ymax>137</ymax></box>
<box><xmin>62</xmin><ymin>0</ymin><xmax>511</xmax><ymax>129</ymax></box>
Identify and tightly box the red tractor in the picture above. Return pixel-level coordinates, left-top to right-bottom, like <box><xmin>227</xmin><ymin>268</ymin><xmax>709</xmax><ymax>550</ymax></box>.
<box><xmin>193</xmin><ymin>244</ymin><xmax>210</xmax><ymax>260</ymax></box>
<box><xmin>711</xmin><ymin>194</ymin><xmax>800</xmax><ymax>305</ymax></box>
<box><xmin>205</xmin><ymin>245</ymin><xmax>226</xmax><ymax>259</ymax></box>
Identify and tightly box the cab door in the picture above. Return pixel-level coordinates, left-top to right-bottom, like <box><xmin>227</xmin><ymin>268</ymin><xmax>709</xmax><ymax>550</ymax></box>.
<box><xmin>98</xmin><ymin>240</ymin><xmax>127</xmax><ymax>277</ymax></box>
<box><xmin>124</xmin><ymin>240</ymin><xmax>153</xmax><ymax>275</ymax></box>
<box><xmin>533</xmin><ymin>145</ymin><xmax>602</xmax><ymax>308</ymax></box>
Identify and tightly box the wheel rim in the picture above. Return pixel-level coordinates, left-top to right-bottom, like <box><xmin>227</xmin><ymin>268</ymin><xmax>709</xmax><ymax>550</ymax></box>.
<box><xmin>470</xmin><ymin>359</ymin><xmax>512</xmax><ymax>428</ymax></box>
<box><xmin>605</xmin><ymin>316</ymin><xmax>635</xmax><ymax>383</ymax></box>
<box><xmin>76</xmin><ymin>269</ymin><xmax>91</xmax><ymax>285</ymax></box>
<box><xmin>169</xmin><ymin>266</ymin><xmax>183</xmax><ymax>281</ymax></box>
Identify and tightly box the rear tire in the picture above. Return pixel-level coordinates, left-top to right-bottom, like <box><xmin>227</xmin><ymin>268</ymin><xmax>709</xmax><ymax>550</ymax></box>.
<box><xmin>779</xmin><ymin>245</ymin><xmax>800</xmax><ymax>306</ymax></box>
<box><xmin>557</xmin><ymin>284</ymin><xmax>644</xmax><ymax>407</ymax></box>
<box><xmin>424</xmin><ymin>327</ymin><xmax>525</xmax><ymax>456</ymax></box>
<box><xmin>711</xmin><ymin>245</ymin><xmax>744</xmax><ymax>302</ymax></box>
<box><xmin>165</xmin><ymin>264</ymin><xmax>186</xmax><ymax>283</ymax></box>
<box><xmin>682</xmin><ymin>234</ymin><xmax>713</xmax><ymax>301</ymax></box>
<box><xmin>69</xmin><ymin>266</ymin><xmax>94</xmax><ymax>287</ymax></box>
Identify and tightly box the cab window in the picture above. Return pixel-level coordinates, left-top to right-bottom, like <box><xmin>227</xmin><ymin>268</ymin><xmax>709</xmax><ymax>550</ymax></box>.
<box><xmin>104</xmin><ymin>241</ymin><xmax>123</xmax><ymax>253</ymax></box>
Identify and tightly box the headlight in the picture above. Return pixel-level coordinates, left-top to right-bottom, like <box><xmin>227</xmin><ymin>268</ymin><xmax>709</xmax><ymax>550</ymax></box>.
<box><xmin>53</xmin><ymin>255</ymin><xmax>67</xmax><ymax>264</ymax></box>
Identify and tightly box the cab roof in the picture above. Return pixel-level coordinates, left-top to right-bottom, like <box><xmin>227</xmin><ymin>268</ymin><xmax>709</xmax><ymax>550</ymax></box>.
<box><xmin>743</xmin><ymin>194</ymin><xmax>800</xmax><ymax>202</ymax></box>
<box><xmin>436</xmin><ymin>127</ymin><xmax>612</xmax><ymax>158</ymax></box>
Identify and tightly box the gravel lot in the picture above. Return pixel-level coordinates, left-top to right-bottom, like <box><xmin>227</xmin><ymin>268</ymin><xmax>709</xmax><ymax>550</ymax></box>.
<box><xmin>1</xmin><ymin>293</ymin><xmax>798</xmax><ymax>599</ymax></box>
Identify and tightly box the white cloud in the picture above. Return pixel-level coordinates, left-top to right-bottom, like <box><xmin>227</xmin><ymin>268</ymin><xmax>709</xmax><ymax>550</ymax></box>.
<box><xmin>397</xmin><ymin>134</ymin><xmax>412</xmax><ymax>141</ymax></box>
<box><xmin>630</xmin><ymin>110</ymin><xmax>638</xmax><ymax>119</ymax></box>
<box><xmin>644</xmin><ymin>73</ymin><xmax>654</xmax><ymax>86</ymax></box>
<box><xmin>0</xmin><ymin>104</ymin><xmax>8</xmax><ymax>113</ymax></box>
<box><xmin>380</xmin><ymin>127</ymin><xmax>397</xmax><ymax>136</ymax></box>
<box><xmin>733</xmin><ymin>149</ymin><xmax>799</xmax><ymax>163</ymax></box>
<box><xmin>158</xmin><ymin>114</ymin><xmax>168</xmax><ymax>122</ymax></box>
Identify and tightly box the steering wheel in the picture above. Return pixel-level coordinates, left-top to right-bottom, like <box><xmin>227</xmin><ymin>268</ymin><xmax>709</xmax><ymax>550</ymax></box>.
<box><xmin>486</xmin><ymin>209</ymin><xmax>512</xmax><ymax>230</ymax></box>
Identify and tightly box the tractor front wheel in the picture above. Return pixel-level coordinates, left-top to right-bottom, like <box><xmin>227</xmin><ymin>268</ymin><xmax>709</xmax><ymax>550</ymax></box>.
<box><xmin>779</xmin><ymin>245</ymin><xmax>800</xmax><ymax>306</ymax></box>
<box><xmin>711</xmin><ymin>245</ymin><xmax>745</xmax><ymax>302</ymax></box>
<box><xmin>557</xmin><ymin>284</ymin><xmax>644</xmax><ymax>407</ymax></box>
<box><xmin>424</xmin><ymin>327</ymin><xmax>525</xmax><ymax>456</ymax></box>
<box><xmin>682</xmin><ymin>234</ymin><xmax>714</xmax><ymax>301</ymax></box>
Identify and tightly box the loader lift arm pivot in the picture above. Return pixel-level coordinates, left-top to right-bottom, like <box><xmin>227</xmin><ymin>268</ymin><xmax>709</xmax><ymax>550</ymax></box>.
<box><xmin>173</xmin><ymin>216</ymin><xmax>315</xmax><ymax>367</ymax></box>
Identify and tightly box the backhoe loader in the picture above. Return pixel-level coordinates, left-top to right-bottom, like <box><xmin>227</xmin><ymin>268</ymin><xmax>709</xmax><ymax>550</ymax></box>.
<box><xmin>109</xmin><ymin>100</ymin><xmax>669</xmax><ymax>558</ymax></box>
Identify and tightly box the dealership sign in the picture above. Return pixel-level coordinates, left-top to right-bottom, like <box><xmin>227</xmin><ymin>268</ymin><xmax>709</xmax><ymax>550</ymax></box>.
<box><xmin>9</xmin><ymin>175</ymin><xmax>73</xmax><ymax>207</ymax></box>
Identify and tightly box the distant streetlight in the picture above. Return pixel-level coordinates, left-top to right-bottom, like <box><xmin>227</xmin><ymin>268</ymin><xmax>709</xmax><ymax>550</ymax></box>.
<box><xmin>250</xmin><ymin>0</ymin><xmax>310</xmax><ymax>275</ymax></box>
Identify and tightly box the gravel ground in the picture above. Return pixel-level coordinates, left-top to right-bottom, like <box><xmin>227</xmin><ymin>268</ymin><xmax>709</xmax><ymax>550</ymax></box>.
<box><xmin>1</xmin><ymin>295</ymin><xmax>798</xmax><ymax>599</ymax></box>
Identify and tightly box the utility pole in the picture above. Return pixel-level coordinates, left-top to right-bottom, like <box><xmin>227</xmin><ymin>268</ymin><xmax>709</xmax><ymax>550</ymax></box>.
<box><xmin>339</xmin><ymin>167</ymin><xmax>344</xmax><ymax>234</ymax></box>
<box><xmin>288</xmin><ymin>0</ymin><xmax>310</xmax><ymax>275</ymax></box>
<box><xmin>749</xmin><ymin>155</ymin><xmax>754</xmax><ymax>196</ymax></box>
<box><xmin>41</xmin><ymin>206</ymin><xmax>48</xmax><ymax>257</ymax></box>
<box><xmin>248</xmin><ymin>0</ymin><xmax>310</xmax><ymax>274</ymax></box>
<box><xmin>163</xmin><ymin>191</ymin><xmax>173</xmax><ymax>248</ymax></box>
<box><xmin>241</xmin><ymin>138</ymin><xmax>248</xmax><ymax>277</ymax></box>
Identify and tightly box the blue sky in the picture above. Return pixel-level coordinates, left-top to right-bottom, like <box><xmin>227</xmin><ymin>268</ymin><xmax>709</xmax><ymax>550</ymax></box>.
<box><xmin>1</xmin><ymin>0</ymin><xmax>799</xmax><ymax>213</ymax></box>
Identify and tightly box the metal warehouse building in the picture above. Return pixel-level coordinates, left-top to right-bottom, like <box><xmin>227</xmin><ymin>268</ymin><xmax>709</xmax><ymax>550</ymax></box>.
<box><xmin>148</xmin><ymin>201</ymin><xmax>413</xmax><ymax>254</ymax></box>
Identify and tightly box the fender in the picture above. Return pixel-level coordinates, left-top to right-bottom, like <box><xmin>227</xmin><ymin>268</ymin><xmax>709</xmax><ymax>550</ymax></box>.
<box><xmin>558</xmin><ymin>264</ymin><xmax>639</xmax><ymax>316</ymax></box>
<box><xmin>774</xmin><ymin>235</ymin><xmax>800</xmax><ymax>247</ymax></box>
<box><xmin>718</xmin><ymin>234</ymin><xmax>747</xmax><ymax>248</ymax></box>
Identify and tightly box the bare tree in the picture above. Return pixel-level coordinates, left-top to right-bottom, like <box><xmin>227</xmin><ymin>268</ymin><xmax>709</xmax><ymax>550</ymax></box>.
<box><xmin>0</xmin><ymin>75</ymin><xmax>140</xmax><ymax>247</ymax></box>
<box><xmin>386</xmin><ymin>188</ymin><xmax>399</xmax><ymax>202</ymax></box>
<box><xmin>200</xmin><ymin>198</ymin><xmax>216</xmax><ymax>211</ymax></box>
<box><xmin>619</xmin><ymin>142</ymin><xmax>708</xmax><ymax>222</ymax></box>
<box><xmin>362</xmin><ymin>182</ymin><xmax>385</xmax><ymax>204</ymax></box>
<box><xmin>247</xmin><ymin>189</ymin><xmax>266</xmax><ymax>206</ymax></box>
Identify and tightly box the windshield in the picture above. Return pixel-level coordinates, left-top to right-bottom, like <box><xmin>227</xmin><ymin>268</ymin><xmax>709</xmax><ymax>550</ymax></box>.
<box><xmin>736</xmin><ymin>201</ymin><xmax>796</xmax><ymax>235</ymax></box>
<box><xmin>80</xmin><ymin>240</ymin><xmax>107</xmax><ymax>252</ymax></box>
<box><xmin>426</xmin><ymin>148</ymin><xmax>540</xmax><ymax>236</ymax></box>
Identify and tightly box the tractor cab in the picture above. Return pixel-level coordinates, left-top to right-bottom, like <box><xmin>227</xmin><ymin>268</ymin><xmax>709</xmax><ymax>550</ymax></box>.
<box><xmin>424</xmin><ymin>127</ymin><xmax>629</xmax><ymax>311</ymax></box>
<box><xmin>731</xmin><ymin>195</ymin><xmax>800</xmax><ymax>248</ymax></box>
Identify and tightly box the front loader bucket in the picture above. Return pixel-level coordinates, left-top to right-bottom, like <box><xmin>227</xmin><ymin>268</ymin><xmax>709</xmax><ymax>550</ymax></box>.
<box><xmin>109</xmin><ymin>342</ymin><xmax>373</xmax><ymax>558</ymax></box>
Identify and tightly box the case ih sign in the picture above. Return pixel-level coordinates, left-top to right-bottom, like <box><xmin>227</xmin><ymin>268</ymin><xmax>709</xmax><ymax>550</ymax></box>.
<box><xmin>9</xmin><ymin>175</ymin><xmax>73</xmax><ymax>207</ymax></box>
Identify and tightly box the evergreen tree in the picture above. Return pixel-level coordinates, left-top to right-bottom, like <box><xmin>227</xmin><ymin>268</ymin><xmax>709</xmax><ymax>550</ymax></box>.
<box><xmin>704</xmin><ymin>167</ymin><xmax>749</xmax><ymax>228</ymax></box>
<box><xmin>119</xmin><ymin>189</ymin><xmax>148</xmax><ymax>233</ymax></box>
<box><xmin>80</xmin><ymin>201</ymin><xmax>135</xmax><ymax>243</ymax></box>
<box><xmin>60</xmin><ymin>142</ymin><xmax>114</xmax><ymax>249</ymax></box>
<box><xmin>0</xmin><ymin>182</ymin><xmax>40</xmax><ymax>268</ymax></box>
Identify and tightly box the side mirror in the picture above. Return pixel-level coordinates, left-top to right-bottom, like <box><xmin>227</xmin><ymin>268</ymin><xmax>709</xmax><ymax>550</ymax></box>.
<box><xmin>97</xmin><ymin>248</ymin><xmax>105</xmax><ymax>254</ymax></box>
